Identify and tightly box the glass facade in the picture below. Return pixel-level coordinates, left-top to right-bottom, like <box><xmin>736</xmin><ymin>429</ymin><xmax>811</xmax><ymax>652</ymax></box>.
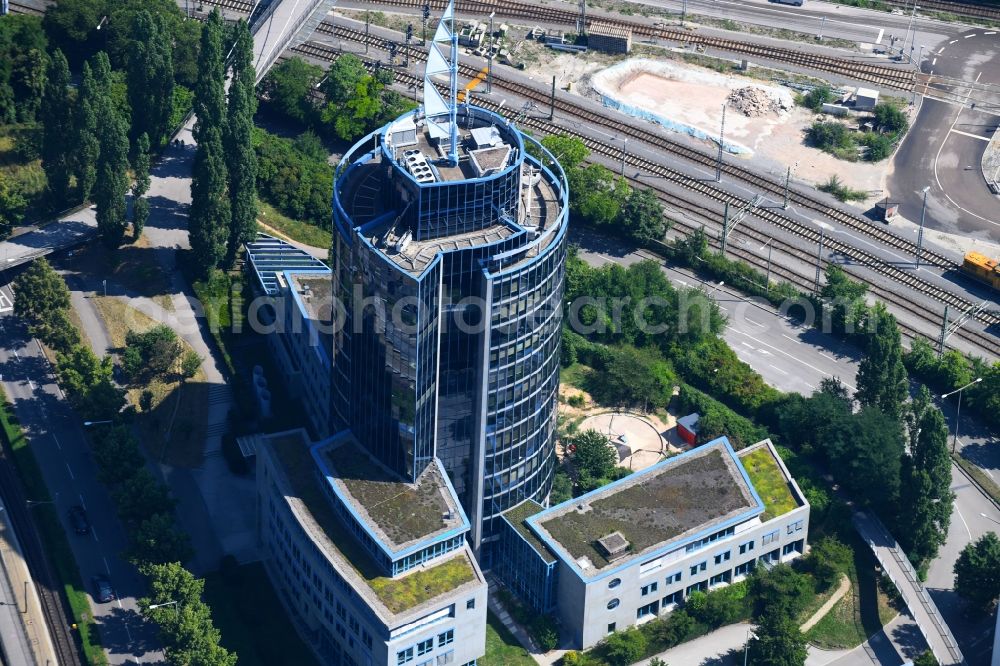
<box><xmin>332</xmin><ymin>105</ymin><xmax>569</xmax><ymax>561</ymax></box>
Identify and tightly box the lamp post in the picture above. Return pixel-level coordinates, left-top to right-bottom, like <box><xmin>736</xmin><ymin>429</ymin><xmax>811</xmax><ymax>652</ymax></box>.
<box><xmin>915</xmin><ymin>185</ymin><xmax>929</xmax><ymax>268</ymax></box>
<box><xmin>943</xmin><ymin>377</ymin><xmax>983</xmax><ymax>454</ymax></box>
<box><xmin>83</xmin><ymin>420</ymin><xmax>113</xmax><ymax>427</ymax></box>
<box><xmin>620</xmin><ymin>138</ymin><xmax>628</xmax><ymax>179</ymax></box>
<box><xmin>814</xmin><ymin>223</ymin><xmax>830</xmax><ymax>294</ymax></box>
<box><xmin>902</xmin><ymin>1</ymin><xmax>920</xmax><ymax>62</ymax></box>
<box><xmin>761</xmin><ymin>238</ymin><xmax>774</xmax><ymax>293</ymax></box>
<box><xmin>147</xmin><ymin>600</ymin><xmax>178</xmax><ymax>610</ymax></box>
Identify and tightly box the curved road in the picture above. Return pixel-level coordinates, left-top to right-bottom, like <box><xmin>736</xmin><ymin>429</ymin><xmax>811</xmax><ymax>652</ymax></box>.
<box><xmin>889</xmin><ymin>27</ymin><xmax>1000</xmax><ymax>242</ymax></box>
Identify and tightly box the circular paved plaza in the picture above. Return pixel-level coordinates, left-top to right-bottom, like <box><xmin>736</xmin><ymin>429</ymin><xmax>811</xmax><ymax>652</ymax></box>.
<box><xmin>578</xmin><ymin>412</ymin><xmax>666</xmax><ymax>469</ymax></box>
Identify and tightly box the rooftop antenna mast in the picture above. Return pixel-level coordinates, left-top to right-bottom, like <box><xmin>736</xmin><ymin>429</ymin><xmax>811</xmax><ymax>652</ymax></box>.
<box><xmin>423</xmin><ymin>0</ymin><xmax>460</xmax><ymax>166</ymax></box>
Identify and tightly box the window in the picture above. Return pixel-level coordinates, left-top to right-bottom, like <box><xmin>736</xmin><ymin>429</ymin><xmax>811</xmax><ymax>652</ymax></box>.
<box><xmin>398</xmin><ymin>647</ymin><xmax>414</xmax><ymax>665</ymax></box>
<box><xmin>665</xmin><ymin>571</ymin><xmax>682</xmax><ymax>585</ymax></box>
<box><xmin>437</xmin><ymin>629</ymin><xmax>454</xmax><ymax>647</ymax></box>
<box><xmin>608</xmin><ymin>578</ymin><xmax>621</xmax><ymax>589</ymax></box>
<box><xmin>739</xmin><ymin>540</ymin><xmax>754</xmax><ymax>555</ymax></box>
<box><xmin>466</xmin><ymin>598</ymin><xmax>475</xmax><ymax>610</ymax></box>
<box><xmin>607</xmin><ymin>622</ymin><xmax>616</xmax><ymax>634</ymax></box>
<box><xmin>417</xmin><ymin>638</ymin><xmax>434</xmax><ymax>656</ymax></box>
<box><xmin>689</xmin><ymin>561</ymin><xmax>707</xmax><ymax>576</ymax></box>
<box><xmin>607</xmin><ymin>598</ymin><xmax>620</xmax><ymax>610</ymax></box>
<box><xmin>735</xmin><ymin>560</ymin><xmax>756</xmax><ymax>576</ymax></box>
<box><xmin>786</xmin><ymin>520</ymin><xmax>804</xmax><ymax>535</ymax></box>
<box><xmin>714</xmin><ymin>551</ymin><xmax>731</xmax><ymax>564</ymax></box>
<box><xmin>436</xmin><ymin>651</ymin><xmax>454</xmax><ymax>666</ymax></box>
<box><xmin>686</xmin><ymin>581</ymin><xmax>707</xmax><ymax>595</ymax></box>
<box><xmin>759</xmin><ymin>549</ymin><xmax>780</xmax><ymax>564</ymax></box>
<box><xmin>636</xmin><ymin>601</ymin><xmax>659</xmax><ymax>619</ymax></box>
<box><xmin>684</xmin><ymin>526</ymin><xmax>736</xmax><ymax>554</ymax></box>
<box><xmin>709</xmin><ymin>571</ymin><xmax>731</xmax><ymax>587</ymax></box>
<box><xmin>641</xmin><ymin>582</ymin><xmax>658</xmax><ymax>596</ymax></box>
<box><xmin>662</xmin><ymin>590</ymin><xmax>683</xmax><ymax>606</ymax></box>
<box><xmin>762</xmin><ymin>530</ymin><xmax>779</xmax><ymax>545</ymax></box>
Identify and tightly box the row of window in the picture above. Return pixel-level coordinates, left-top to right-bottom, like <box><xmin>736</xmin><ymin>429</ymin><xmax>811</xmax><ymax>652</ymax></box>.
<box><xmin>397</xmin><ymin>630</ymin><xmax>455</xmax><ymax>664</ymax></box>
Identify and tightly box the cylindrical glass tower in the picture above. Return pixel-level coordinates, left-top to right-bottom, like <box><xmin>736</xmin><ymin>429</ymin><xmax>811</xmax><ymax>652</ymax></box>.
<box><xmin>331</xmin><ymin>104</ymin><xmax>569</xmax><ymax>564</ymax></box>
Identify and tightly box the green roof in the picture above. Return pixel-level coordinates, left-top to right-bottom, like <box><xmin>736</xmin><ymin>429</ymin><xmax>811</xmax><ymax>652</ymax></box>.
<box><xmin>739</xmin><ymin>446</ymin><xmax>799</xmax><ymax>521</ymax></box>
<box><xmin>323</xmin><ymin>440</ymin><xmax>462</xmax><ymax>549</ymax></box>
<box><xmin>503</xmin><ymin>500</ymin><xmax>557</xmax><ymax>564</ymax></box>
<box><xmin>537</xmin><ymin>446</ymin><xmax>754</xmax><ymax>571</ymax></box>
<box><xmin>264</xmin><ymin>431</ymin><xmax>477</xmax><ymax>616</ymax></box>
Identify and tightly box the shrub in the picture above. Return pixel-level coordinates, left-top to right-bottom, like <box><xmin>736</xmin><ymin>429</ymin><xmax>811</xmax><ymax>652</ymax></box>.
<box><xmin>818</xmin><ymin>175</ymin><xmax>868</xmax><ymax>202</ymax></box>
<box><xmin>602</xmin><ymin>627</ymin><xmax>647</xmax><ymax>665</ymax></box>
<box><xmin>800</xmin><ymin>85</ymin><xmax>833</xmax><ymax>112</ymax></box>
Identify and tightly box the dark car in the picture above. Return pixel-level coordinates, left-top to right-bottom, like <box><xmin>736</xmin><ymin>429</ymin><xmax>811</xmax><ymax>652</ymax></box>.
<box><xmin>68</xmin><ymin>505</ymin><xmax>90</xmax><ymax>535</ymax></box>
<box><xmin>92</xmin><ymin>575</ymin><xmax>115</xmax><ymax>604</ymax></box>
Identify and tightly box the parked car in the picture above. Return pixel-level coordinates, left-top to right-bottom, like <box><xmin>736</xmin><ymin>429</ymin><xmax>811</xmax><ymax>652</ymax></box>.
<box><xmin>92</xmin><ymin>575</ymin><xmax>115</xmax><ymax>604</ymax></box>
<box><xmin>67</xmin><ymin>505</ymin><xmax>90</xmax><ymax>535</ymax></box>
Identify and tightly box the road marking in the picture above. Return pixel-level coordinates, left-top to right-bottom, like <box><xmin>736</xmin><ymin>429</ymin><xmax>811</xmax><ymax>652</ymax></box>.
<box><xmin>875</xmin><ymin>28</ymin><xmax>884</xmax><ymax>45</ymax></box>
<box><xmin>745</xmin><ymin>317</ymin><xmax>765</xmax><ymax>328</ymax></box>
<box><xmin>27</xmin><ymin>380</ymin><xmax>34</xmax><ymax>390</ymax></box>
<box><xmin>65</xmin><ymin>463</ymin><xmax>74</xmax><ymax>480</ymax></box>
<box><xmin>597</xmin><ymin>254</ymin><xmax>622</xmax><ymax>265</ymax></box>
<box><xmin>103</xmin><ymin>557</ymin><xmax>111</xmax><ymax>575</ymax></box>
<box><xmin>729</xmin><ymin>328</ymin><xmax>856</xmax><ymax>390</ymax></box>
<box><xmin>937</xmin><ymin>47</ymin><xmax>946</xmax><ymax>54</ymax></box>
<box><xmin>804</xmin><ymin>382</ymin><xmax>816</xmax><ymax>390</ymax></box>
<box><xmin>741</xmin><ymin>341</ymin><xmax>755</xmax><ymax>349</ymax></box>
<box><xmin>954</xmin><ymin>505</ymin><xmax>973</xmax><ymax>540</ymax></box>
<box><xmin>91</xmin><ymin>527</ymin><xmax>99</xmax><ymax>543</ymax></box>
<box><xmin>949</xmin><ymin>128</ymin><xmax>990</xmax><ymax>142</ymax></box>
<box><xmin>932</xmin><ymin>57</ymin><xmax>937</xmax><ymax>66</ymax></box>
<box><xmin>768</xmin><ymin>364</ymin><xmax>788</xmax><ymax>376</ymax></box>
<box><xmin>949</xmin><ymin>39</ymin><xmax>958</xmax><ymax>44</ymax></box>
<box><xmin>53</xmin><ymin>435</ymin><xmax>61</xmax><ymax>451</ymax></box>
<box><xmin>782</xmin><ymin>334</ymin><xmax>802</xmax><ymax>345</ymax></box>
<box><xmin>986</xmin><ymin>31</ymin><xmax>997</xmax><ymax>35</ymax></box>
<box><xmin>986</xmin><ymin>468</ymin><xmax>996</xmax><ymax>480</ymax></box>
<box><xmin>818</xmin><ymin>352</ymin><xmax>837</xmax><ymax>362</ymax></box>
<box><xmin>964</xmin><ymin>34</ymin><xmax>976</xmax><ymax>38</ymax></box>
<box><xmin>78</xmin><ymin>494</ymin><xmax>86</xmax><ymax>510</ymax></box>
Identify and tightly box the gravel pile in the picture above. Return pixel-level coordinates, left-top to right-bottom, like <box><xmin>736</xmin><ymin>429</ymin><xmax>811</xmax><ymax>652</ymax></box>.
<box><xmin>726</xmin><ymin>86</ymin><xmax>788</xmax><ymax>117</ymax></box>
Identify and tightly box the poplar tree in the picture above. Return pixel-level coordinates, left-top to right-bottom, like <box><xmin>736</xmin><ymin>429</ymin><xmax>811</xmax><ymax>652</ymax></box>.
<box><xmin>856</xmin><ymin>304</ymin><xmax>908</xmax><ymax>419</ymax></box>
<box><xmin>93</xmin><ymin>50</ymin><xmax>130</xmax><ymax>248</ymax></box>
<box><xmin>189</xmin><ymin>10</ymin><xmax>229</xmax><ymax>272</ymax></box>
<box><xmin>41</xmin><ymin>49</ymin><xmax>74</xmax><ymax>203</ymax></box>
<box><xmin>127</xmin><ymin>10</ymin><xmax>174</xmax><ymax>147</ymax></box>
<box><xmin>74</xmin><ymin>61</ymin><xmax>100</xmax><ymax>202</ymax></box>
<box><xmin>223</xmin><ymin>19</ymin><xmax>257</xmax><ymax>268</ymax></box>
<box><xmin>132</xmin><ymin>132</ymin><xmax>151</xmax><ymax>239</ymax></box>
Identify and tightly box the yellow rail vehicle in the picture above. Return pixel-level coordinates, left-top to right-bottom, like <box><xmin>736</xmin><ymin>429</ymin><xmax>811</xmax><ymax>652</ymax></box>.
<box><xmin>962</xmin><ymin>251</ymin><xmax>1000</xmax><ymax>291</ymax></box>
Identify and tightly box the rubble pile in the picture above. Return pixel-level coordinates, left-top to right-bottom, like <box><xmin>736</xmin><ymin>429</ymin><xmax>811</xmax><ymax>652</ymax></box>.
<box><xmin>726</xmin><ymin>86</ymin><xmax>787</xmax><ymax>117</ymax></box>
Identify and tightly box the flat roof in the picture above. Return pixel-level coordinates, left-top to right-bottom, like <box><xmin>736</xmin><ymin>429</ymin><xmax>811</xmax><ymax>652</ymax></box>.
<box><xmin>503</xmin><ymin>500</ymin><xmax>557</xmax><ymax>565</ymax></box>
<box><xmin>259</xmin><ymin>429</ymin><xmax>481</xmax><ymax>618</ymax></box>
<box><xmin>737</xmin><ymin>442</ymin><xmax>802</xmax><ymax>522</ymax></box>
<box><xmin>288</xmin><ymin>273</ymin><xmax>333</xmax><ymax>328</ymax></box>
<box><xmin>315</xmin><ymin>435</ymin><xmax>467</xmax><ymax>554</ymax></box>
<box><xmin>528</xmin><ymin>439</ymin><xmax>761</xmax><ymax>575</ymax></box>
<box><xmin>245</xmin><ymin>233</ymin><xmax>329</xmax><ymax>295</ymax></box>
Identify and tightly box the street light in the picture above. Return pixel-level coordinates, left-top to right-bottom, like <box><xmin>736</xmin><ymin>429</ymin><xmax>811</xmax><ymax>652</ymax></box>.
<box><xmin>620</xmin><ymin>137</ymin><xmax>628</xmax><ymax>179</ymax></box>
<box><xmin>760</xmin><ymin>238</ymin><xmax>774</xmax><ymax>293</ymax></box>
<box><xmin>83</xmin><ymin>420</ymin><xmax>113</xmax><ymax>427</ymax></box>
<box><xmin>980</xmin><ymin>513</ymin><xmax>1000</xmax><ymax>528</ymax></box>
<box><xmin>147</xmin><ymin>600</ymin><xmax>178</xmax><ymax>610</ymax></box>
<box><xmin>915</xmin><ymin>185</ymin><xmax>929</xmax><ymax>268</ymax></box>
<box><xmin>942</xmin><ymin>377</ymin><xmax>983</xmax><ymax>454</ymax></box>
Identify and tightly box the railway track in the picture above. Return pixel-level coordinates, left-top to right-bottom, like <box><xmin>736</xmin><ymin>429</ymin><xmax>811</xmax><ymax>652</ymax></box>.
<box><xmin>184</xmin><ymin>0</ymin><xmax>255</xmax><ymax>13</ymax></box>
<box><xmin>318</xmin><ymin>22</ymin><xmax>957</xmax><ymax>270</ymax></box>
<box><xmin>293</xmin><ymin>38</ymin><xmax>1000</xmax><ymax>337</ymax></box>
<box><xmin>880</xmin><ymin>0</ymin><xmax>1000</xmax><ymax>22</ymax></box>
<box><xmin>0</xmin><ymin>435</ymin><xmax>82</xmax><ymax>666</ymax></box>
<box><xmin>365</xmin><ymin>0</ymin><xmax>916</xmax><ymax>90</ymax></box>
<box><xmin>6</xmin><ymin>1</ymin><xmax>45</xmax><ymax>15</ymax></box>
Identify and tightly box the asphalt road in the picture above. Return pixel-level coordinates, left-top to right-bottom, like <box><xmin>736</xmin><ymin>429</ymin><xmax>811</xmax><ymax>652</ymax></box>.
<box><xmin>573</xmin><ymin>228</ymin><xmax>1000</xmax><ymax>664</ymax></box>
<box><xmin>889</xmin><ymin>27</ymin><xmax>1000</xmax><ymax>242</ymax></box>
<box><xmin>0</xmin><ymin>311</ymin><xmax>162</xmax><ymax>665</ymax></box>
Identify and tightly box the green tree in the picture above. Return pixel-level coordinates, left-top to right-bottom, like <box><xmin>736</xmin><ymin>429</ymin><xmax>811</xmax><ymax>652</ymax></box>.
<box><xmin>856</xmin><ymin>304</ymin><xmax>908</xmax><ymax>419</ymax></box>
<box><xmin>603</xmin><ymin>627</ymin><xmax>647</xmax><ymax>666</ymax></box>
<box><xmin>872</xmin><ymin>102</ymin><xmax>908</xmax><ymax>134</ymax></box>
<box><xmin>113</xmin><ymin>469</ymin><xmax>175</xmax><ymax>523</ymax></box>
<box><xmin>93</xmin><ymin>60</ymin><xmax>130</xmax><ymax>249</ymax></box>
<box><xmin>42</xmin><ymin>0</ymin><xmax>105</xmax><ymax>63</ymax></box>
<box><xmin>0</xmin><ymin>175</ymin><xmax>27</xmax><ymax>240</ymax></box>
<box><xmin>820</xmin><ymin>265</ymin><xmax>868</xmax><ymax>337</ymax></box>
<box><xmin>261</xmin><ymin>57</ymin><xmax>322</xmax><ymax>125</ymax></box>
<box><xmin>128</xmin><ymin>512</ymin><xmax>193</xmax><ymax>566</ymax></box>
<box><xmin>569</xmin><ymin>429</ymin><xmax>617</xmax><ymax>484</ymax></box>
<box><xmin>189</xmin><ymin>10</ymin><xmax>229</xmax><ymax>272</ymax></box>
<box><xmin>749</xmin><ymin>565</ymin><xmax>813</xmax><ymax>621</ymax></box>
<box><xmin>550</xmin><ymin>469</ymin><xmax>573</xmax><ymax>504</ymax></box>
<box><xmin>12</xmin><ymin>258</ymin><xmax>71</xmax><ymax>340</ymax></box>
<box><xmin>594</xmin><ymin>345</ymin><xmax>675</xmax><ymax>411</ymax></box>
<box><xmin>540</xmin><ymin>134</ymin><xmax>589</xmax><ymax>170</ymax></box>
<box><xmin>126</xmin><ymin>10</ymin><xmax>174</xmax><ymax>146</ymax></box>
<box><xmin>180</xmin><ymin>351</ymin><xmax>202</xmax><ymax>380</ymax></box>
<box><xmin>800</xmin><ymin>85</ymin><xmax>832</xmax><ymax>112</ymax></box>
<box><xmin>954</xmin><ymin>532</ymin><xmax>1000</xmax><ymax>612</ymax></box>
<box><xmin>40</xmin><ymin>49</ymin><xmax>74</xmax><ymax>202</ymax></box>
<box><xmin>0</xmin><ymin>15</ymin><xmax>48</xmax><ymax>123</ymax></box>
<box><xmin>747</xmin><ymin>613</ymin><xmax>808</xmax><ymax>666</ymax></box>
<box><xmin>322</xmin><ymin>54</ymin><xmax>369</xmax><ymax>107</ymax></box>
<box><xmin>74</xmin><ymin>60</ymin><xmax>101</xmax><ymax>202</ymax></box>
<box><xmin>223</xmin><ymin>19</ymin><xmax>257</xmax><ymax>268</ymax></box>
<box><xmin>913</xmin><ymin>650</ymin><xmax>939</xmax><ymax>666</ymax></box>
<box><xmin>131</xmin><ymin>132</ymin><xmax>151</xmax><ymax>238</ymax></box>
<box><xmin>619</xmin><ymin>186</ymin><xmax>669</xmax><ymax>244</ymax></box>
<box><xmin>91</xmin><ymin>425</ymin><xmax>144</xmax><ymax>485</ymax></box>
<box><xmin>897</xmin><ymin>404</ymin><xmax>953</xmax><ymax>567</ymax></box>
<box><xmin>804</xmin><ymin>537</ymin><xmax>852</xmax><ymax>590</ymax></box>
<box><xmin>123</xmin><ymin>325</ymin><xmax>182</xmax><ymax>380</ymax></box>
<box><xmin>826</xmin><ymin>407</ymin><xmax>904</xmax><ymax>508</ymax></box>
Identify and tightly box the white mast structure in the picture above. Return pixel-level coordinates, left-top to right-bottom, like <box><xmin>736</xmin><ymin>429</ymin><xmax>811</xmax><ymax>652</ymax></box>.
<box><xmin>423</xmin><ymin>0</ymin><xmax>460</xmax><ymax>166</ymax></box>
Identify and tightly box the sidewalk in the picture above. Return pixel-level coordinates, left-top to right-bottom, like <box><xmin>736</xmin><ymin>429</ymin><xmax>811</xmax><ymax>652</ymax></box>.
<box><xmin>0</xmin><ymin>494</ymin><xmax>58</xmax><ymax>666</ymax></box>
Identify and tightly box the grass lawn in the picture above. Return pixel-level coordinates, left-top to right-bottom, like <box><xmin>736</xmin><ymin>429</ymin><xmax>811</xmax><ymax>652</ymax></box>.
<box><xmin>0</xmin><ymin>124</ymin><xmax>46</xmax><ymax>204</ymax></box>
<box><xmin>0</xmin><ymin>389</ymin><xmax>107</xmax><ymax>665</ymax></box>
<box><xmin>203</xmin><ymin>562</ymin><xmax>319</xmax><ymax>666</ymax></box>
<box><xmin>481</xmin><ymin>611</ymin><xmax>535</xmax><ymax>666</ymax></box>
<box><xmin>741</xmin><ymin>447</ymin><xmax>798</xmax><ymax>520</ymax></box>
<box><xmin>560</xmin><ymin>362</ymin><xmax>594</xmax><ymax>391</ymax></box>
<box><xmin>258</xmin><ymin>201</ymin><xmax>332</xmax><ymax>250</ymax></box>
<box><xmin>90</xmin><ymin>296</ymin><xmax>207</xmax><ymax>467</ymax></box>
<box><xmin>61</xmin><ymin>237</ymin><xmax>173</xmax><ymax>307</ymax></box>
<box><xmin>370</xmin><ymin>557</ymin><xmax>476</xmax><ymax>614</ymax></box>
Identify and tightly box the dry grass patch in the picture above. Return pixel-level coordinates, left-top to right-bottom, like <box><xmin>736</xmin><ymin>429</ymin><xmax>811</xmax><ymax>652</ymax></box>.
<box><xmin>61</xmin><ymin>239</ymin><xmax>172</xmax><ymax>305</ymax></box>
<box><xmin>91</xmin><ymin>296</ymin><xmax>207</xmax><ymax>467</ymax></box>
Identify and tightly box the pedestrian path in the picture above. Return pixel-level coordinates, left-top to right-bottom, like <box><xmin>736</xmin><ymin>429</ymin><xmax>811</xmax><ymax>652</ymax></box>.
<box><xmin>801</xmin><ymin>574</ymin><xmax>851</xmax><ymax>633</ymax></box>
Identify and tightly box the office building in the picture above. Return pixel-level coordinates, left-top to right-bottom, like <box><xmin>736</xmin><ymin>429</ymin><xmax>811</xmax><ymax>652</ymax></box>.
<box><xmin>497</xmin><ymin>438</ymin><xmax>810</xmax><ymax>649</ymax></box>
